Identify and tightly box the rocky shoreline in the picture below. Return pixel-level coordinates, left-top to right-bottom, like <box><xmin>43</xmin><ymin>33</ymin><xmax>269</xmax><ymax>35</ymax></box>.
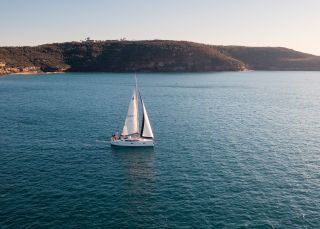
<box><xmin>0</xmin><ymin>66</ymin><xmax>68</xmax><ymax>76</ymax></box>
<box><xmin>0</xmin><ymin>66</ymin><xmax>43</xmax><ymax>76</ymax></box>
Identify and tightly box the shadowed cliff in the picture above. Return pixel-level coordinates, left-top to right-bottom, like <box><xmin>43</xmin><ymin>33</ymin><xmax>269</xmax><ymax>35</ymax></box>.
<box><xmin>1</xmin><ymin>40</ymin><xmax>320</xmax><ymax>74</ymax></box>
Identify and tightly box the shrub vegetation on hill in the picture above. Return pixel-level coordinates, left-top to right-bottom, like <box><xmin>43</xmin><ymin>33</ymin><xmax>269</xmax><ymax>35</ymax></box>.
<box><xmin>1</xmin><ymin>40</ymin><xmax>320</xmax><ymax>73</ymax></box>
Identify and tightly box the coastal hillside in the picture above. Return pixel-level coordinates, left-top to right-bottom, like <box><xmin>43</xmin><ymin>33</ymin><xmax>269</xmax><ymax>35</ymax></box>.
<box><xmin>217</xmin><ymin>46</ymin><xmax>320</xmax><ymax>71</ymax></box>
<box><xmin>60</xmin><ymin>40</ymin><xmax>245</xmax><ymax>72</ymax></box>
<box><xmin>1</xmin><ymin>40</ymin><xmax>320</xmax><ymax>74</ymax></box>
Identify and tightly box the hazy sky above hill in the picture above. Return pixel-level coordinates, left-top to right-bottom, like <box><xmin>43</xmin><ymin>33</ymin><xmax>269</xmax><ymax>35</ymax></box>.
<box><xmin>1</xmin><ymin>0</ymin><xmax>319</xmax><ymax>55</ymax></box>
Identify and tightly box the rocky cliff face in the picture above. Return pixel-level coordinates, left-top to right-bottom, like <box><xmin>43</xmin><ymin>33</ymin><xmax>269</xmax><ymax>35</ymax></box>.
<box><xmin>1</xmin><ymin>40</ymin><xmax>320</xmax><ymax>75</ymax></box>
<box><xmin>0</xmin><ymin>66</ymin><xmax>43</xmax><ymax>75</ymax></box>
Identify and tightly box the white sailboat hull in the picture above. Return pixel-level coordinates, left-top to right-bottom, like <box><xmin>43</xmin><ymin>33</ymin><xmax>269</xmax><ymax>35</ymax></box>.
<box><xmin>110</xmin><ymin>138</ymin><xmax>154</xmax><ymax>147</ymax></box>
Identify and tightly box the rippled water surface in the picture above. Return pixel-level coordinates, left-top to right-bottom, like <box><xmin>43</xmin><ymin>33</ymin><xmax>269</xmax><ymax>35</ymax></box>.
<box><xmin>1</xmin><ymin>72</ymin><xmax>319</xmax><ymax>228</ymax></box>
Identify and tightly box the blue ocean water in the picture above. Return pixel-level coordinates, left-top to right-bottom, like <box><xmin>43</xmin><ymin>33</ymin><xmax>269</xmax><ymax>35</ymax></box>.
<box><xmin>0</xmin><ymin>72</ymin><xmax>319</xmax><ymax>228</ymax></box>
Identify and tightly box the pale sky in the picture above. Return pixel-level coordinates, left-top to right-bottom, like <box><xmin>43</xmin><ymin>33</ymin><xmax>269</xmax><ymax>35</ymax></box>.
<box><xmin>1</xmin><ymin>0</ymin><xmax>320</xmax><ymax>55</ymax></box>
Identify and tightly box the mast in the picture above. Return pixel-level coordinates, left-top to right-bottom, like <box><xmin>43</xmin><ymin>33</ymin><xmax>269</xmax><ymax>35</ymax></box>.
<box><xmin>134</xmin><ymin>72</ymin><xmax>138</xmax><ymax>89</ymax></box>
<box><xmin>134</xmin><ymin>73</ymin><xmax>139</xmax><ymax>134</ymax></box>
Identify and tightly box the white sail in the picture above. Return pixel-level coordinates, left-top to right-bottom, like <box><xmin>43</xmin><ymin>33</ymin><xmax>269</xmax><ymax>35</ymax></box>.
<box><xmin>121</xmin><ymin>88</ymin><xmax>139</xmax><ymax>136</ymax></box>
<box><xmin>141</xmin><ymin>98</ymin><xmax>154</xmax><ymax>138</ymax></box>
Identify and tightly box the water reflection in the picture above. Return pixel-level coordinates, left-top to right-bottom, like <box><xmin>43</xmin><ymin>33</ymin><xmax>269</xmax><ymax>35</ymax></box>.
<box><xmin>110</xmin><ymin>147</ymin><xmax>156</xmax><ymax>219</ymax></box>
<box><xmin>111</xmin><ymin>146</ymin><xmax>155</xmax><ymax>187</ymax></box>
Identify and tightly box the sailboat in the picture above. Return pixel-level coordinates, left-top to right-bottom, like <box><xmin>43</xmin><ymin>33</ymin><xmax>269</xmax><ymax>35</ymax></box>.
<box><xmin>111</xmin><ymin>76</ymin><xmax>155</xmax><ymax>147</ymax></box>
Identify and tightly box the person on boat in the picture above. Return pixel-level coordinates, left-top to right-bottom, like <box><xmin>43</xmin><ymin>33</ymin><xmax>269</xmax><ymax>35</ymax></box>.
<box><xmin>115</xmin><ymin>132</ymin><xmax>119</xmax><ymax>140</ymax></box>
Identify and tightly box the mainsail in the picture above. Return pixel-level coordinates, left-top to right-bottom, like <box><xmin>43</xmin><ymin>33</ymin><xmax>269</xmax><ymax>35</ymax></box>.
<box><xmin>140</xmin><ymin>97</ymin><xmax>154</xmax><ymax>138</ymax></box>
<box><xmin>121</xmin><ymin>88</ymin><xmax>139</xmax><ymax>136</ymax></box>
